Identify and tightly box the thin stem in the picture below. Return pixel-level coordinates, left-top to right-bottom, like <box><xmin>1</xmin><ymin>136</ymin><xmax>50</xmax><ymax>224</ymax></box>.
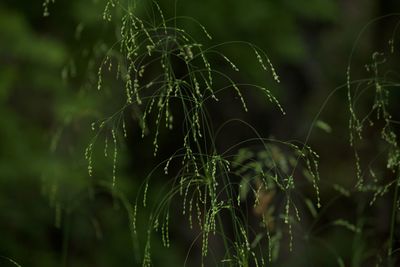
<box><xmin>388</xmin><ymin>169</ymin><xmax>400</xmax><ymax>266</ymax></box>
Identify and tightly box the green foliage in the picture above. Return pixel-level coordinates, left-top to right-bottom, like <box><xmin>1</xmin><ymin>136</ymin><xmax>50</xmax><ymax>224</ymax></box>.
<box><xmin>2</xmin><ymin>0</ymin><xmax>400</xmax><ymax>266</ymax></box>
<box><xmin>86</xmin><ymin>1</ymin><xmax>291</xmax><ymax>264</ymax></box>
<box><xmin>346</xmin><ymin>15</ymin><xmax>400</xmax><ymax>263</ymax></box>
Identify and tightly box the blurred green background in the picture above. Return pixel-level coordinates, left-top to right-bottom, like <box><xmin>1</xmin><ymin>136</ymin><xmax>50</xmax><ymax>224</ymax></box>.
<box><xmin>1</xmin><ymin>0</ymin><xmax>400</xmax><ymax>266</ymax></box>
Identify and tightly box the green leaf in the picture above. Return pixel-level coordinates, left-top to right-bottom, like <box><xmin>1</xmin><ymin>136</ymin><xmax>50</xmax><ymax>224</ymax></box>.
<box><xmin>316</xmin><ymin>120</ymin><xmax>332</xmax><ymax>133</ymax></box>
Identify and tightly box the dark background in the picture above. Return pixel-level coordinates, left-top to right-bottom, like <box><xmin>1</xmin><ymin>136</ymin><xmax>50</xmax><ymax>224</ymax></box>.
<box><xmin>1</xmin><ymin>0</ymin><xmax>400</xmax><ymax>266</ymax></box>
